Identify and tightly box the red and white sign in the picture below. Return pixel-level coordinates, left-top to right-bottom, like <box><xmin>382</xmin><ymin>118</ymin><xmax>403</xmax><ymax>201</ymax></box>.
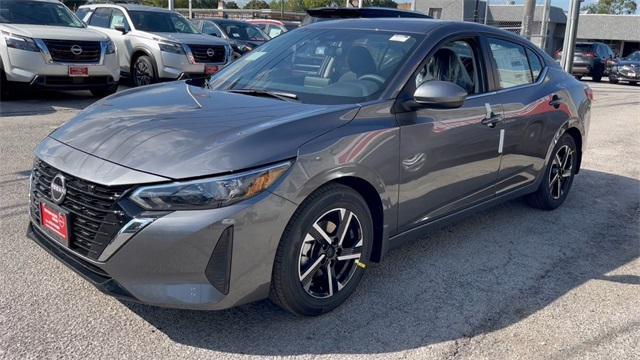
<box><xmin>40</xmin><ymin>202</ymin><xmax>69</xmax><ymax>245</ymax></box>
<box><xmin>68</xmin><ymin>66</ymin><xmax>89</xmax><ymax>77</ymax></box>
<box><xmin>204</xmin><ymin>65</ymin><xmax>219</xmax><ymax>75</ymax></box>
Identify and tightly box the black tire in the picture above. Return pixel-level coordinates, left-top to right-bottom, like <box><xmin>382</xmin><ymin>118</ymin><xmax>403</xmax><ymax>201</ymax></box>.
<box><xmin>270</xmin><ymin>183</ymin><xmax>374</xmax><ymax>316</ymax></box>
<box><xmin>0</xmin><ymin>69</ymin><xmax>10</xmax><ymax>100</ymax></box>
<box><xmin>131</xmin><ymin>55</ymin><xmax>157</xmax><ymax>87</ymax></box>
<box><xmin>631</xmin><ymin>81</ymin><xmax>638</xmax><ymax>86</ymax></box>
<box><xmin>90</xmin><ymin>83</ymin><xmax>118</xmax><ymax>97</ymax></box>
<box><xmin>608</xmin><ymin>77</ymin><xmax>618</xmax><ymax>84</ymax></box>
<box><xmin>574</xmin><ymin>75</ymin><xmax>583</xmax><ymax>81</ymax></box>
<box><xmin>591</xmin><ymin>65</ymin><xmax>603</xmax><ymax>82</ymax></box>
<box><xmin>526</xmin><ymin>134</ymin><xmax>578</xmax><ymax>210</ymax></box>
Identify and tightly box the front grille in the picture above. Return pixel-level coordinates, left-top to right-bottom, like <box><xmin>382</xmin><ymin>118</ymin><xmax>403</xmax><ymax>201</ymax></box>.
<box><xmin>42</xmin><ymin>39</ymin><xmax>101</xmax><ymax>63</ymax></box>
<box><xmin>188</xmin><ymin>44</ymin><xmax>226</xmax><ymax>63</ymax></box>
<box><xmin>29</xmin><ymin>160</ymin><xmax>131</xmax><ymax>260</ymax></box>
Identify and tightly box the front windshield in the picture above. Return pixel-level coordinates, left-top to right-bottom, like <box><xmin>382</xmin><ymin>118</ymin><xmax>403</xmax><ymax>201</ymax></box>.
<box><xmin>623</xmin><ymin>51</ymin><xmax>640</xmax><ymax>62</ymax></box>
<box><xmin>129</xmin><ymin>11</ymin><xmax>198</xmax><ymax>33</ymax></box>
<box><xmin>208</xmin><ymin>28</ymin><xmax>422</xmax><ymax>105</ymax></box>
<box><xmin>217</xmin><ymin>21</ymin><xmax>268</xmax><ymax>41</ymax></box>
<box><xmin>0</xmin><ymin>0</ymin><xmax>84</xmax><ymax>28</ymax></box>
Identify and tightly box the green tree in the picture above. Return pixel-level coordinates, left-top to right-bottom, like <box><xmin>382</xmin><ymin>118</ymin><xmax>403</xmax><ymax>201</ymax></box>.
<box><xmin>582</xmin><ymin>0</ymin><xmax>637</xmax><ymax>14</ymax></box>
<box><xmin>225</xmin><ymin>1</ymin><xmax>240</xmax><ymax>9</ymax></box>
<box><xmin>244</xmin><ymin>0</ymin><xmax>270</xmax><ymax>9</ymax></box>
<box><xmin>363</xmin><ymin>0</ymin><xmax>398</xmax><ymax>8</ymax></box>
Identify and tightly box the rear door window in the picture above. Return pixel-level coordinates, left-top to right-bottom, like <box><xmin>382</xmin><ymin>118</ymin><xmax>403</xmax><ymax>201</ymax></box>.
<box><xmin>487</xmin><ymin>38</ymin><xmax>533</xmax><ymax>89</ymax></box>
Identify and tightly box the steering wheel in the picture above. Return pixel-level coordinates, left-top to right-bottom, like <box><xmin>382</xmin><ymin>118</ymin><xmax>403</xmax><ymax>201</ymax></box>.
<box><xmin>358</xmin><ymin>74</ymin><xmax>386</xmax><ymax>85</ymax></box>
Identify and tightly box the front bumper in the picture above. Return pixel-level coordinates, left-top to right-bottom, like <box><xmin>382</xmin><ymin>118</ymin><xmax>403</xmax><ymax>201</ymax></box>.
<box><xmin>2</xmin><ymin>47</ymin><xmax>120</xmax><ymax>88</ymax></box>
<box><xmin>158</xmin><ymin>51</ymin><xmax>226</xmax><ymax>80</ymax></box>
<box><xmin>609</xmin><ymin>70</ymin><xmax>640</xmax><ymax>81</ymax></box>
<box><xmin>28</xmin><ymin>187</ymin><xmax>297</xmax><ymax>310</ymax></box>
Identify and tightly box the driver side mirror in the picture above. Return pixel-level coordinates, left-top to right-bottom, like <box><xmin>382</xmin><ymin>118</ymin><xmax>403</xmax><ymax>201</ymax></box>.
<box><xmin>411</xmin><ymin>80</ymin><xmax>467</xmax><ymax>109</ymax></box>
<box><xmin>114</xmin><ymin>25</ymin><xmax>127</xmax><ymax>34</ymax></box>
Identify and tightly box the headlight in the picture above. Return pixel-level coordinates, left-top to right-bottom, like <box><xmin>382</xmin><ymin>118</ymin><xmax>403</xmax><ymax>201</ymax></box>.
<box><xmin>159</xmin><ymin>41</ymin><xmax>185</xmax><ymax>54</ymax></box>
<box><xmin>2</xmin><ymin>31</ymin><xmax>40</xmax><ymax>52</ymax></box>
<box><xmin>104</xmin><ymin>39</ymin><xmax>116</xmax><ymax>54</ymax></box>
<box><xmin>130</xmin><ymin>161</ymin><xmax>291</xmax><ymax>210</ymax></box>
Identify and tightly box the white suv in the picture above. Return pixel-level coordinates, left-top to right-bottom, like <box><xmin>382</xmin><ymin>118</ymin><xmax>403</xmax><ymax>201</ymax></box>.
<box><xmin>0</xmin><ymin>0</ymin><xmax>120</xmax><ymax>98</ymax></box>
<box><xmin>77</xmin><ymin>4</ymin><xmax>231</xmax><ymax>87</ymax></box>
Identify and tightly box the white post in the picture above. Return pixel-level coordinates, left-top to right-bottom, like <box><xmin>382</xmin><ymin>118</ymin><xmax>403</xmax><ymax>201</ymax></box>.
<box><xmin>358</xmin><ymin>0</ymin><xmax>363</xmax><ymax>8</ymax></box>
<box><xmin>483</xmin><ymin>0</ymin><xmax>489</xmax><ymax>24</ymax></box>
<box><xmin>188</xmin><ymin>0</ymin><xmax>192</xmax><ymax>18</ymax></box>
<box><xmin>560</xmin><ymin>0</ymin><xmax>582</xmax><ymax>72</ymax></box>
<box><xmin>540</xmin><ymin>0</ymin><xmax>551</xmax><ymax>51</ymax></box>
<box><xmin>168</xmin><ymin>0</ymin><xmax>174</xmax><ymax>11</ymax></box>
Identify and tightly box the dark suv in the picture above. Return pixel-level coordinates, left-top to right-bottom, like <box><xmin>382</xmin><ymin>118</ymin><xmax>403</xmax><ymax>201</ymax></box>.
<box><xmin>555</xmin><ymin>42</ymin><xmax>615</xmax><ymax>81</ymax></box>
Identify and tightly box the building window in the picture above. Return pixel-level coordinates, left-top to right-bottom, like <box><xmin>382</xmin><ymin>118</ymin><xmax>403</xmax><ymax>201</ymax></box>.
<box><xmin>428</xmin><ymin>8</ymin><xmax>442</xmax><ymax>19</ymax></box>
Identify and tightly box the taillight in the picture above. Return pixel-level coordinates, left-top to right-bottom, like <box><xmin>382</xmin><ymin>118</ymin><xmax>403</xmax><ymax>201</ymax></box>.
<box><xmin>585</xmin><ymin>86</ymin><xmax>594</xmax><ymax>101</ymax></box>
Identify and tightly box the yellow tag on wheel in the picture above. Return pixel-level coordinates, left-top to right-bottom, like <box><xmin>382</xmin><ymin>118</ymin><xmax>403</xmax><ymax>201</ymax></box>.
<box><xmin>355</xmin><ymin>260</ymin><xmax>367</xmax><ymax>269</ymax></box>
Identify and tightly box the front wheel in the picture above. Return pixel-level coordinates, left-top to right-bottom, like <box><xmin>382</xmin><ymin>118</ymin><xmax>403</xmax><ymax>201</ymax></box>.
<box><xmin>526</xmin><ymin>134</ymin><xmax>577</xmax><ymax>210</ymax></box>
<box><xmin>609</xmin><ymin>77</ymin><xmax>619</xmax><ymax>84</ymax></box>
<box><xmin>90</xmin><ymin>83</ymin><xmax>118</xmax><ymax>97</ymax></box>
<box><xmin>270</xmin><ymin>184</ymin><xmax>373</xmax><ymax>316</ymax></box>
<box><xmin>132</xmin><ymin>55</ymin><xmax>157</xmax><ymax>87</ymax></box>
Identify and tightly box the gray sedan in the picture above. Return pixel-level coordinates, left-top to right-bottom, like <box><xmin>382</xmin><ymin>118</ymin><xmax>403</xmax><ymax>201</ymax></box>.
<box><xmin>27</xmin><ymin>19</ymin><xmax>591</xmax><ymax>316</ymax></box>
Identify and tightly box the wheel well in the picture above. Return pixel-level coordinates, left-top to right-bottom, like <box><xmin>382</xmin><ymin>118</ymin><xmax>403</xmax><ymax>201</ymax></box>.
<box><xmin>565</xmin><ymin>127</ymin><xmax>583</xmax><ymax>174</ymax></box>
<box><xmin>332</xmin><ymin>177</ymin><xmax>385</xmax><ymax>263</ymax></box>
<box><xmin>130</xmin><ymin>50</ymin><xmax>154</xmax><ymax>74</ymax></box>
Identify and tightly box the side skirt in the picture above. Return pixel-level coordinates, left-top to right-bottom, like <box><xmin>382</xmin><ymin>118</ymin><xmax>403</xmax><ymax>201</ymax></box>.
<box><xmin>383</xmin><ymin>179</ymin><xmax>541</xmax><ymax>257</ymax></box>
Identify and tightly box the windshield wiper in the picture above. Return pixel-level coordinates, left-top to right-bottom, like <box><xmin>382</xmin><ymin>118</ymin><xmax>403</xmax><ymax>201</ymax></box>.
<box><xmin>226</xmin><ymin>88</ymin><xmax>298</xmax><ymax>102</ymax></box>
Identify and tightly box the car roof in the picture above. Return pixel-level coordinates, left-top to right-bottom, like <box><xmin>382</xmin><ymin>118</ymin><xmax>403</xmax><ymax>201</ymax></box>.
<box><xmin>305</xmin><ymin>18</ymin><xmax>511</xmax><ymax>35</ymax></box>
<box><xmin>306</xmin><ymin>7</ymin><xmax>431</xmax><ymax>19</ymax></box>
<box><xmin>80</xmin><ymin>3</ymin><xmax>174</xmax><ymax>12</ymax></box>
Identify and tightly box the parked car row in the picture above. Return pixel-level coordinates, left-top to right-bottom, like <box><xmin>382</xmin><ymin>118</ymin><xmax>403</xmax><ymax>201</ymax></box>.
<box><xmin>554</xmin><ymin>42</ymin><xmax>639</xmax><ymax>85</ymax></box>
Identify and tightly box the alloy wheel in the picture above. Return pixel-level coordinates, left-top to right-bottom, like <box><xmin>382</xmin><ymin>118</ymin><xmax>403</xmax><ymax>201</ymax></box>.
<box><xmin>134</xmin><ymin>60</ymin><xmax>152</xmax><ymax>86</ymax></box>
<box><xmin>548</xmin><ymin>144</ymin><xmax>574</xmax><ymax>200</ymax></box>
<box><xmin>298</xmin><ymin>208</ymin><xmax>363</xmax><ymax>299</ymax></box>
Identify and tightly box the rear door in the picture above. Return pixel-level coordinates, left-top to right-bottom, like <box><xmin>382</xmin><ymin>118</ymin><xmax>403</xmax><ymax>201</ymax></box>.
<box><xmin>484</xmin><ymin>37</ymin><xmax>569</xmax><ymax>195</ymax></box>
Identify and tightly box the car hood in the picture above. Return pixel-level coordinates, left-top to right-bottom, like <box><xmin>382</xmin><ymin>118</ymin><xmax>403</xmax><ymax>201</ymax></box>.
<box><xmin>0</xmin><ymin>24</ymin><xmax>107</xmax><ymax>41</ymax></box>
<box><xmin>147</xmin><ymin>31</ymin><xmax>228</xmax><ymax>45</ymax></box>
<box><xmin>49</xmin><ymin>82</ymin><xmax>359</xmax><ymax>179</ymax></box>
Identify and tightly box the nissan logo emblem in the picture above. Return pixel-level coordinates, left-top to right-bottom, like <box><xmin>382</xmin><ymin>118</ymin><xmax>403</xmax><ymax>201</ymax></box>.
<box><xmin>50</xmin><ymin>174</ymin><xmax>67</xmax><ymax>205</ymax></box>
<box><xmin>206</xmin><ymin>48</ymin><xmax>215</xmax><ymax>57</ymax></box>
<box><xmin>70</xmin><ymin>45</ymin><xmax>83</xmax><ymax>56</ymax></box>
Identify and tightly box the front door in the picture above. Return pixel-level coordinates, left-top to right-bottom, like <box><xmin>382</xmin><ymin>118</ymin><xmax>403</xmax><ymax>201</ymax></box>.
<box><xmin>396</xmin><ymin>38</ymin><xmax>503</xmax><ymax>233</ymax></box>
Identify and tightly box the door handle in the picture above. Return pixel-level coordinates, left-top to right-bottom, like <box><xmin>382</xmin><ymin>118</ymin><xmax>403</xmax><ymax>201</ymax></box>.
<box><xmin>549</xmin><ymin>95</ymin><xmax>563</xmax><ymax>109</ymax></box>
<box><xmin>481</xmin><ymin>114</ymin><xmax>503</xmax><ymax>128</ymax></box>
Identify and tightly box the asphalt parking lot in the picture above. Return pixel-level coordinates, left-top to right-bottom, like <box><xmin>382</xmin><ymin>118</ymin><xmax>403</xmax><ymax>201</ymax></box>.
<box><xmin>0</xmin><ymin>80</ymin><xmax>638</xmax><ymax>359</ymax></box>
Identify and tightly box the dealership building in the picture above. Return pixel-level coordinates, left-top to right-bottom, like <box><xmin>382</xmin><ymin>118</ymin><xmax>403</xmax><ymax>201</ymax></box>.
<box><xmin>408</xmin><ymin>0</ymin><xmax>640</xmax><ymax>56</ymax></box>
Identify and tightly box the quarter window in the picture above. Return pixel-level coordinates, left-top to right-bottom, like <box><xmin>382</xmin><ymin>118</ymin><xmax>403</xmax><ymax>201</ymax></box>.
<box><xmin>89</xmin><ymin>7</ymin><xmax>111</xmax><ymax>28</ymax></box>
<box><xmin>487</xmin><ymin>38</ymin><xmax>532</xmax><ymax>89</ymax></box>
<box><xmin>526</xmin><ymin>48</ymin><xmax>543</xmax><ymax>82</ymax></box>
<box><xmin>202</xmin><ymin>21</ymin><xmax>223</xmax><ymax>37</ymax></box>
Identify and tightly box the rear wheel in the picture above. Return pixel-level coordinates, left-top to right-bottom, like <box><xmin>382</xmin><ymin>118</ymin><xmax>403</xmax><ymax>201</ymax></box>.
<box><xmin>608</xmin><ymin>77</ymin><xmax>618</xmax><ymax>84</ymax></box>
<box><xmin>574</xmin><ymin>75</ymin><xmax>583</xmax><ymax>81</ymax></box>
<box><xmin>631</xmin><ymin>81</ymin><xmax>638</xmax><ymax>86</ymax></box>
<box><xmin>132</xmin><ymin>55</ymin><xmax>157</xmax><ymax>87</ymax></box>
<box><xmin>270</xmin><ymin>184</ymin><xmax>373</xmax><ymax>316</ymax></box>
<box><xmin>526</xmin><ymin>134</ymin><xmax>577</xmax><ymax>210</ymax></box>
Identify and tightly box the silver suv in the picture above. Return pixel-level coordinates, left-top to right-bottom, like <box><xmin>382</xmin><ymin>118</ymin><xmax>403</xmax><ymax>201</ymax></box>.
<box><xmin>77</xmin><ymin>4</ymin><xmax>231</xmax><ymax>87</ymax></box>
<box><xmin>0</xmin><ymin>0</ymin><xmax>120</xmax><ymax>98</ymax></box>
